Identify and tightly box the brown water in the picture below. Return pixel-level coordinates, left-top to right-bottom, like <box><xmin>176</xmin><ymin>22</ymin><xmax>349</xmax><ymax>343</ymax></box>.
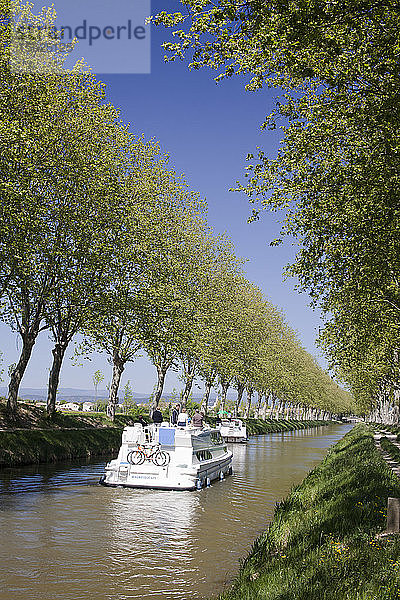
<box><xmin>0</xmin><ymin>423</ymin><xmax>352</xmax><ymax>600</ymax></box>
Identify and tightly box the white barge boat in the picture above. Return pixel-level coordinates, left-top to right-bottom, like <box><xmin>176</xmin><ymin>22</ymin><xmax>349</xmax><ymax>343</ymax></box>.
<box><xmin>100</xmin><ymin>423</ymin><xmax>233</xmax><ymax>491</ymax></box>
<box><xmin>217</xmin><ymin>418</ymin><xmax>248</xmax><ymax>443</ymax></box>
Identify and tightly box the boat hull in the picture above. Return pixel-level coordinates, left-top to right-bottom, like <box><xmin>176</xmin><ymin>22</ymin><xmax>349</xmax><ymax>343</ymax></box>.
<box><xmin>101</xmin><ymin>455</ymin><xmax>232</xmax><ymax>491</ymax></box>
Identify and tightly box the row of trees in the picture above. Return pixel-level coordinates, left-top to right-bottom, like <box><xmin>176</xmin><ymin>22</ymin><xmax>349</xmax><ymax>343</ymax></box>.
<box><xmin>152</xmin><ymin>0</ymin><xmax>400</xmax><ymax>421</ymax></box>
<box><xmin>0</xmin><ymin>1</ymin><xmax>353</xmax><ymax>420</ymax></box>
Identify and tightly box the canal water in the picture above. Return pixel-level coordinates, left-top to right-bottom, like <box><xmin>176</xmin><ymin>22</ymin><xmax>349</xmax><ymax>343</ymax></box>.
<box><xmin>0</xmin><ymin>423</ymin><xmax>352</xmax><ymax>600</ymax></box>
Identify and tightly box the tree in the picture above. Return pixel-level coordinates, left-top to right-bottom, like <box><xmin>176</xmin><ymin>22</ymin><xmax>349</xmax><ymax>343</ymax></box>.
<box><xmin>152</xmin><ymin>0</ymin><xmax>400</xmax><ymax>415</ymax></box>
<box><xmin>194</xmin><ymin>250</ymin><xmax>244</xmax><ymax>412</ymax></box>
<box><xmin>1</xmin><ymin>2</ymin><xmax>174</xmax><ymax>419</ymax></box>
<box><xmin>92</xmin><ymin>370</ymin><xmax>104</xmax><ymax>404</ymax></box>
<box><xmin>0</xmin><ymin>2</ymin><xmax>130</xmax><ymax>416</ymax></box>
<box><xmin>122</xmin><ymin>381</ymin><xmax>136</xmax><ymax>415</ymax></box>
<box><xmin>137</xmin><ymin>186</ymin><xmax>214</xmax><ymax>408</ymax></box>
<box><xmin>82</xmin><ymin>148</ymin><xmax>210</xmax><ymax>416</ymax></box>
<box><xmin>176</xmin><ymin>234</ymin><xmax>243</xmax><ymax>408</ymax></box>
<box><xmin>41</xmin><ymin>71</ymin><xmax>139</xmax><ymax>417</ymax></box>
<box><xmin>0</xmin><ymin>2</ymin><xmax>80</xmax><ymax>414</ymax></box>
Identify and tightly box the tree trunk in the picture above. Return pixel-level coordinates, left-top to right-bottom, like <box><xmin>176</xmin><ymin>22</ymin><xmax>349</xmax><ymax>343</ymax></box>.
<box><xmin>255</xmin><ymin>391</ymin><xmax>263</xmax><ymax>418</ymax></box>
<box><xmin>47</xmin><ymin>341</ymin><xmax>68</xmax><ymax>418</ymax></box>
<box><xmin>289</xmin><ymin>402</ymin><xmax>295</xmax><ymax>419</ymax></box>
<box><xmin>181</xmin><ymin>372</ymin><xmax>195</xmax><ymax>406</ymax></box>
<box><xmin>234</xmin><ymin>381</ymin><xmax>245</xmax><ymax>416</ymax></box>
<box><xmin>107</xmin><ymin>355</ymin><xmax>125</xmax><ymax>421</ymax></box>
<box><xmin>154</xmin><ymin>364</ymin><xmax>168</xmax><ymax>407</ymax></box>
<box><xmin>393</xmin><ymin>390</ymin><xmax>400</xmax><ymax>424</ymax></box>
<box><xmin>7</xmin><ymin>333</ymin><xmax>37</xmax><ymax>414</ymax></box>
<box><xmin>269</xmin><ymin>395</ymin><xmax>278</xmax><ymax>419</ymax></box>
<box><xmin>220</xmin><ymin>380</ymin><xmax>229</xmax><ymax>413</ymax></box>
<box><xmin>244</xmin><ymin>387</ymin><xmax>253</xmax><ymax>418</ymax></box>
<box><xmin>214</xmin><ymin>393</ymin><xmax>221</xmax><ymax>413</ymax></box>
<box><xmin>201</xmin><ymin>377</ymin><xmax>212</xmax><ymax>417</ymax></box>
<box><xmin>260</xmin><ymin>395</ymin><xmax>268</xmax><ymax>420</ymax></box>
<box><xmin>277</xmin><ymin>400</ymin><xmax>284</xmax><ymax>419</ymax></box>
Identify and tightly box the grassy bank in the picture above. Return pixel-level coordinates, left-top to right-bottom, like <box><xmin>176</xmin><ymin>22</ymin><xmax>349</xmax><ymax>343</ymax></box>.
<box><xmin>244</xmin><ymin>418</ymin><xmax>330</xmax><ymax>435</ymax></box>
<box><xmin>0</xmin><ymin>400</ymin><xmax>137</xmax><ymax>430</ymax></box>
<box><xmin>0</xmin><ymin>428</ymin><xmax>123</xmax><ymax>467</ymax></box>
<box><xmin>0</xmin><ymin>400</ymin><xmax>136</xmax><ymax>468</ymax></box>
<box><xmin>214</xmin><ymin>424</ymin><xmax>400</xmax><ymax>600</ymax></box>
<box><xmin>206</xmin><ymin>417</ymin><xmax>331</xmax><ymax>434</ymax></box>
<box><xmin>380</xmin><ymin>436</ymin><xmax>400</xmax><ymax>463</ymax></box>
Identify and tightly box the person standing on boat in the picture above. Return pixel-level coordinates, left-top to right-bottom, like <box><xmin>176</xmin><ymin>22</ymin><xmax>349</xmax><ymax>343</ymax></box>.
<box><xmin>171</xmin><ymin>404</ymin><xmax>179</xmax><ymax>426</ymax></box>
<box><xmin>177</xmin><ymin>407</ymin><xmax>188</xmax><ymax>427</ymax></box>
<box><xmin>192</xmin><ymin>409</ymin><xmax>203</xmax><ymax>428</ymax></box>
<box><xmin>152</xmin><ymin>407</ymin><xmax>163</xmax><ymax>425</ymax></box>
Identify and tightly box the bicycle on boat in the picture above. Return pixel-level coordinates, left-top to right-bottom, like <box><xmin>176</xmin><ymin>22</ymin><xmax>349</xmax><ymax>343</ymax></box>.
<box><xmin>127</xmin><ymin>444</ymin><xmax>170</xmax><ymax>467</ymax></box>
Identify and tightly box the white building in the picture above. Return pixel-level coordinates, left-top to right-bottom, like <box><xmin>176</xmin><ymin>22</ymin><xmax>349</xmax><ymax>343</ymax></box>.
<box><xmin>61</xmin><ymin>402</ymin><xmax>81</xmax><ymax>411</ymax></box>
<box><xmin>82</xmin><ymin>401</ymin><xmax>96</xmax><ymax>412</ymax></box>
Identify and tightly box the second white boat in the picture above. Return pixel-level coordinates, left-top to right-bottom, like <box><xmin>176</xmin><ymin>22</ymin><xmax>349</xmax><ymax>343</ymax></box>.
<box><xmin>217</xmin><ymin>418</ymin><xmax>248</xmax><ymax>443</ymax></box>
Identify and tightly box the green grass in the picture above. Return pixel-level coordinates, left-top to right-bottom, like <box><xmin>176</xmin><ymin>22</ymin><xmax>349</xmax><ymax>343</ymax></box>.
<box><xmin>0</xmin><ymin>428</ymin><xmax>123</xmax><ymax>467</ymax></box>
<box><xmin>0</xmin><ymin>399</ymin><xmax>143</xmax><ymax>430</ymax></box>
<box><xmin>205</xmin><ymin>417</ymin><xmax>329</xmax><ymax>435</ymax></box>
<box><xmin>0</xmin><ymin>400</ymin><xmax>140</xmax><ymax>467</ymax></box>
<box><xmin>212</xmin><ymin>424</ymin><xmax>400</xmax><ymax>600</ymax></box>
<box><xmin>376</xmin><ymin>426</ymin><xmax>400</xmax><ymax>436</ymax></box>
<box><xmin>380</xmin><ymin>436</ymin><xmax>400</xmax><ymax>463</ymax></box>
<box><xmin>0</xmin><ymin>404</ymin><xmax>329</xmax><ymax>468</ymax></box>
<box><xmin>244</xmin><ymin>418</ymin><xmax>330</xmax><ymax>435</ymax></box>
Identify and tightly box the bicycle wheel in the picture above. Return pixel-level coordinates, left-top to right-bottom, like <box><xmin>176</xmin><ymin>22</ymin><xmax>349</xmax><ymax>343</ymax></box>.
<box><xmin>152</xmin><ymin>451</ymin><xmax>170</xmax><ymax>467</ymax></box>
<box><xmin>127</xmin><ymin>450</ymin><xmax>145</xmax><ymax>465</ymax></box>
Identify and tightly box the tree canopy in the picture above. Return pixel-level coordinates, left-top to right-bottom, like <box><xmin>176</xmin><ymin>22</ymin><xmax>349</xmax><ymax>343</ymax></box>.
<box><xmin>0</xmin><ymin>0</ymin><xmax>357</xmax><ymax>419</ymax></box>
<box><xmin>152</xmin><ymin>0</ymin><xmax>400</xmax><ymax>417</ymax></box>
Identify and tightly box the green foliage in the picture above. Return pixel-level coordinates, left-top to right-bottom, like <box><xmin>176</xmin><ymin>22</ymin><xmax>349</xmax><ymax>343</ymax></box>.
<box><xmin>95</xmin><ymin>400</ymin><xmax>107</xmax><ymax>412</ymax></box>
<box><xmin>244</xmin><ymin>418</ymin><xmax>329</xmax><ymax>435</ymax></box>
<box><xmin>122</xmin><ymin>380</ymin><xmax>136</xmax><ymax>415</ymax></box>
<box><xmin>152</xmin><ymin>0</ymin><xmax>400</xmax><ymax>414</ymax></box>
<box><xmin>92</xmin><ymin>371</ymin><xmax>104</xmax><ymax>403</ymax></box>
<box><xmin>0</xmin><ymin>1</ymin><xmax>154</xmax><ymax>413</ymax></box>
<box><xmin>0</xmin><ymin>0</ymin><xmax>358</xmax><ymax>421</ymax></box>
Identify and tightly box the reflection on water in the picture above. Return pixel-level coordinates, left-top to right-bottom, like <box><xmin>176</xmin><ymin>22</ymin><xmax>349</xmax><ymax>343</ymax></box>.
<box><xmin>108</xmin><ymin>490</ymin><xmax>201</xmax><ymax>599</ymax></box>
<box><xmin>0</xmin><ymin>424</ymin><xmax>353</xmax><ymax>600</ymax></box>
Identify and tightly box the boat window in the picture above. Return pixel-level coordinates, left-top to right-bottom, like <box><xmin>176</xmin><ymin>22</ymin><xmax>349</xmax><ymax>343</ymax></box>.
<box><xmin>210</xmin><ymin>431</ymin><xmax>223</xmax><ymax>445</ymax></box>
<box><xmin>196</xmin><ymin>450</ymin><xmax>212</xmax><ymax>461</ymax></box>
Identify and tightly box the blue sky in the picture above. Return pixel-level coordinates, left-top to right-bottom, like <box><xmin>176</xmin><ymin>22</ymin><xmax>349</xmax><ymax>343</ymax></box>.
<box><xmin>1</xmin><ymin>1</ymin><xmax>325</xmax><ymax>396</ymax></box>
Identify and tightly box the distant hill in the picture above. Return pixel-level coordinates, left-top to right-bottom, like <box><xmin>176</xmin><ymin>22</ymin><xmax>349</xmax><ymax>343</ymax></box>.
<box><xmin>0</xmin><ymin>387</ymin><xmax>150</xmax><ymax>403</ymax></box>
<box><xmin>0</xmin><ymin>387</ymin><xmax>230</xmax><ymax>404</ymax></box>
